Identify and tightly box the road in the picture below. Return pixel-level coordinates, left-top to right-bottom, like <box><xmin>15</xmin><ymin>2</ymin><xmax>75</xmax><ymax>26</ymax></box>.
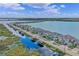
<box><xmin>2</xmin><ymin>23</ymin><xmax>22</xmax><ymax>37</ymax></box>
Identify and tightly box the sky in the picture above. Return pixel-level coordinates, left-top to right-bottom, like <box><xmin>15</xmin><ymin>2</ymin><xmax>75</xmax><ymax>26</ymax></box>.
<box><xmin>0</xmin><ymin>3</ymin><xmax>79</xmax><ymax>18</ymax></box>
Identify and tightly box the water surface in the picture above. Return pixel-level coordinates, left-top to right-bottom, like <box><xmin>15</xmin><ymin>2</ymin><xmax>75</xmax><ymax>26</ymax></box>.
<box><xmin>27</xmin><ymin>21</ymin><xmax>79</xmax><ymax>39</ymax></box>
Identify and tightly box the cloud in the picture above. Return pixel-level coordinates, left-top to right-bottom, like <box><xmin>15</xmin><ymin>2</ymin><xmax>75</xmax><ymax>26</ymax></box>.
<box><xmin>0</xmin><ymin>3</ymin><xmax>67</xmax><ymax>18</ymax></box>
<box><xmin>26</xmin><ymin>3</ymin><xmax>60</xmax><ymax>15</ymax></box>
<box><xmin>0</xmin><ymin>11</ymin><xmax>28</xmax><ymax>18</ymax></box>
<box><xmin>39</xmin><ymin>7</ymin><xmax>60</xmax><ymax>16</ymax></box>
<box><xmin>50</xmin><ymin>5</ymin><xmax>57</xmax><ymax>8</ymax></box>
<box><xmin>60</xmin><ymin>5</ymin><xmax>65</xmax><ymax>8</ymax></box>
<box><xmin>0</xmin><ymin>3</ymin><xmax>25</xmax><ymax>10</ymax></box>
<box><xmin>59</xmin><ymin>13</ymin><xmax>79</xmax><ymax>18</ymax></box>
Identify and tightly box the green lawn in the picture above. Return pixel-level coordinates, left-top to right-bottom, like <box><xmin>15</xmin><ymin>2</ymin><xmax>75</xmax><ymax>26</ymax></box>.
<box><xmin>0</xmin><ymin>24</ymin><xmax>13</xmax><ymax>37</ymax></box>
<box><xmin>43</xmin><ymin>42</ymin><xmax>65</xmax><ymax>55</ymax></box>
<box><xmin>0</xmin><ymin>24</ymin><xmax>40</xmax><ymax>56</ymax></box>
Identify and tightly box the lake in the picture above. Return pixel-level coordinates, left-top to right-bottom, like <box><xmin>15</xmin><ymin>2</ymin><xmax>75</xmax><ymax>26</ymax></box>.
<box><xmin>27</xmin><ymin>21</ymin><xmax>79</xmax><ymax>39</ymax></box>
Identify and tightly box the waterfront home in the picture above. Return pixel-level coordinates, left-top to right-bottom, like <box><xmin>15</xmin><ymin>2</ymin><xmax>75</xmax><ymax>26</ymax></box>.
<box><xmin>64</xmin><ymin>35</ymin><xmax>78</xmax><ymax>44</ymax></box>
<box><xmin>14</xmin><ymin>24</ymin><xmax>79</xmax><ymax>48</ymax></box>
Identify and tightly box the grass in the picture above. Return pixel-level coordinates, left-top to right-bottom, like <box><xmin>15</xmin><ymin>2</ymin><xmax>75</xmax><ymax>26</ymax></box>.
<box><xmin>42</xmin><ymin>35</ymin><xmax>52</xmax><ymax>41</ymax></box>
<box><xmin>0</xmin><ymin>36</ymin><xmax>19</xmax><ymax>55</ymax></box>
<box><xmin>68</xmin><ymin>43</ymin><xmax>77</xmax><ymax>49</ymax></box>
<box><xmin>0</xmin><ymin>24</ymin><xmax>13</xmax><ymax>37</ymax></box>
<box><xmin>0</xmin><ymin>36</ymin><xmax>40</xmax><ymax>56</ymax></box>
<box><xmin>0</xmin><ymin>36</ymin><xmax>19</xmax><ymax>46</ymax></box>
<box><xmin>5</xmin><ymin>44</ymin><xmax>40</xmax><ymax>56</ymax></box>
<box><xmin>5</xmin><ymin>45</ymin><xmax>29</xmax><ymax>56</ymax></box>
<box><xmin>32</xmin><ymin>31</ymin><xmax>38</xmax><ymax>34</ymax></box>
<box><xmin>43</xmin><ymin>42</ymin><xmax>65</xmax><ymax>56</ymax></box>
<box><xmin>0</xmin><ymin>24</ymin><xmax>41</xmax><ymax>56</ymax></box>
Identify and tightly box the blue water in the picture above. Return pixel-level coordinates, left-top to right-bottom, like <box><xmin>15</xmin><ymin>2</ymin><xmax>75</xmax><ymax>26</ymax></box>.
<box><xmin>20</xmin><ymin>36</ymin><xmax>39</xmax><ymax>49</ymax></box>
<box><xmin>27</xmin><ymin>21</ymin><xmax>79</xmax><ymax>39</ymax></box>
